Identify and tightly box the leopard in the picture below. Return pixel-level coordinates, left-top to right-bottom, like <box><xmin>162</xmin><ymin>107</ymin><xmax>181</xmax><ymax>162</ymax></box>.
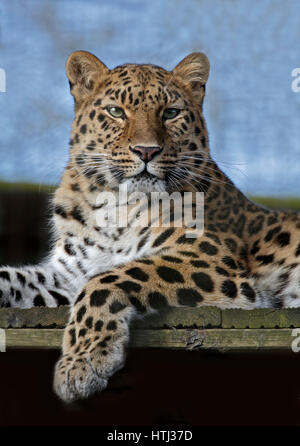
<box><xmin>1</xmin><ymin>50</ymin><xmax>300</xmax><ymax>402</ymax></box>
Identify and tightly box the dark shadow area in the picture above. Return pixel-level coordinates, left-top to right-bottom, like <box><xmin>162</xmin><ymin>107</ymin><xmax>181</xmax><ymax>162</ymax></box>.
<box><xmin>0</xmin><ymin>188</ymin><xmax>52</xmax><ymax>265</ymax></box>
<box><xmin>0</xmin><ymin>349</ymin><xmax>300</xmax><ymax>426</ymax></box>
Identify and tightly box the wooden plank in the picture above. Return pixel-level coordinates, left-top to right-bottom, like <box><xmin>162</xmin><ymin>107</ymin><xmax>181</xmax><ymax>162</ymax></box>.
<box><xmin>5</xmin><ymin>329</ymin><xmax>63</xmax><ymax>349</ymax></box>
<box><xmin>279</xmin><ymin>309</ymin><xmax>300</xmax><ymax>328</ymax></box>
<box><xmin>222</xmin><ymin>309</ymin><xmax>281</xmax><ymax>329</ymax></box>
<box><xmin>131</xmin><ymin>329</ymin><xmax>295</xmax><ymax>350</ymax></box>
<box><xmin>222</xmin><ymin>308</ymin><xmax>300</xmax><ymax>328</ymax></box>
<box><xmin>1</xmin><ymin>306</ymin><xmax>300</xmax><ymax>331</ymax></box>
<box><xmin>2</xmin><ymin>328</ymin><xmax>296</xmax><ymax>351</ymax></box>
<box><xmin>133</xmin><ymin>307</ymin><xmax>221</xmax><ymax>328</ymax></box>
<box><xmin>0</xmin><ymin>306</ymin><xmax>69</xmax><ymax>328</ymax></box>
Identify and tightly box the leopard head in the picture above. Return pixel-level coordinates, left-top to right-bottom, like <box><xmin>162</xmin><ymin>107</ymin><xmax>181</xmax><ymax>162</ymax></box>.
<box><xmin>67</xmin><ymin>50</ymin><xmax>210</xmax><ymax>193</ymax></box>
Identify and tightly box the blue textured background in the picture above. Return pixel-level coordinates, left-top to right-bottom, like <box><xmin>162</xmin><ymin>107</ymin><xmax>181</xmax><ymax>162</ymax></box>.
<box><xmin>0</xmin><ymin>0</ymin><xmax>300</xmax><ymax>196</ymax></box>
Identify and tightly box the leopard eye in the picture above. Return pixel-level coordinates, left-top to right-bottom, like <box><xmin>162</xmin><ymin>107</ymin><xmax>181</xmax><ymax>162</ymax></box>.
<box><xmin>162</xmin><ymin>108</ymin><xmax>181</xmax><ymax>120</ymax></box>
<box><xmin>106</xmin><ymin>106</ymin><xmax>125</xmax><ymax>119</ymax></box>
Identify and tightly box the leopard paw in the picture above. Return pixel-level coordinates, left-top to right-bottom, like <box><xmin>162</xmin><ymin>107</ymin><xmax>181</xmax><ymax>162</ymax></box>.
<box><xmin>53</xmin><ymin>342</ymin><xmax>126</xmax><ymax>402</ymax></box>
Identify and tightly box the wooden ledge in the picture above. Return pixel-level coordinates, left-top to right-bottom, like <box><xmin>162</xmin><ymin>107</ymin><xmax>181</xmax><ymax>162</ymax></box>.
<box><xmin>1</xmin><ymin>307</ymin><xmax>300</xmax><ymax>351</ymax></box>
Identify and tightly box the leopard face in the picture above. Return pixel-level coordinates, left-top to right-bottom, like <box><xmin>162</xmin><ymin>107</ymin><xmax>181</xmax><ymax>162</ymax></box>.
<box><xmin>67</xmin><ymin>51</ymin><xmax>210</xmax><ymax>193</ymax></box>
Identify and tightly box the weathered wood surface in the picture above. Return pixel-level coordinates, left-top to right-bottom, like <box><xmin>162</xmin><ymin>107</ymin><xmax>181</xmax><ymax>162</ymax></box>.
<box><xmin>1</xmin><ymin>306</ymin><xmax>300</xmax><ymax>328</ymax></box>
<box><xmin>3</xmin><ymin>328</ymin><xmax>296</xmax><ymax>351</ymax></box>
<box><xmin>0</xmin><ymin>306</ymin><xmax>299</xmax><ymax>351</ymax></box>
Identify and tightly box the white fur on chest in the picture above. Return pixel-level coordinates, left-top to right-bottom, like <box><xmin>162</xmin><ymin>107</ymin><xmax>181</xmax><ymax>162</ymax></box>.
<box><xmin>53</xmin><ymin>206</ymin><xmax>153</xmax><ymax>281</ymax></box>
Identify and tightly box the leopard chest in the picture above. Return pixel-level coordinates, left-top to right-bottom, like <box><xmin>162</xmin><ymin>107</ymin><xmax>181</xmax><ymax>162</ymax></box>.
<box><xmin>54</xmin><ymin>208</ymin><xmax>152</xmax><ymax>278</ymax></box>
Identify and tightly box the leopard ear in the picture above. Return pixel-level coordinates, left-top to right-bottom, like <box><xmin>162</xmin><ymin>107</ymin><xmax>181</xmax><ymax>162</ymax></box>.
<box><xmin>173</xmin><ymin>52</ymin><xmax>210</xmax><ymax>97</ymax></box>
<box><xmin>66</xmin><ymin>51</ymin><xmax>109</xmax><ymax>102</ymax></box>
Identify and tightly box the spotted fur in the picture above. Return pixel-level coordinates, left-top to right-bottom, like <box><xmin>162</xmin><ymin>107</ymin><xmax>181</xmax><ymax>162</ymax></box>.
<box><xmin>1</xmin><ymin>51</ymin><xmax>300</xmax><ymax>402</ymax></box>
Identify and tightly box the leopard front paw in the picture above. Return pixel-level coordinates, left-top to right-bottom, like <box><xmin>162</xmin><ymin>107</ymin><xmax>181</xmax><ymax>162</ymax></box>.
<box><xmin>53</xmin><ymin>354</ymin><xmax>108</xmax><ymax>402</ymax></box>
<box><xmin>53</xmin><ymin>341</ymin><xmax>126</xmax><ymax>402</ymax></box>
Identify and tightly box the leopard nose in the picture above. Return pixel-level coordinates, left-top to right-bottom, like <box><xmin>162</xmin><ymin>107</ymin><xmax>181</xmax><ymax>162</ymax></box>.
<box><xmin>130</xmin><ymin>145</ymin><xmax>162</xmax><ymax>162</ymax></box>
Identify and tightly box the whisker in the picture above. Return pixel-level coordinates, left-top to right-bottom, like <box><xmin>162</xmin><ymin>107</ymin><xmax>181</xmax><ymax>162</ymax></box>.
<box><xmin>179</xmin><ymin>160</ymin><xmax>220</xmax><ymax>172</ymax></box>
<box><xmin>169</xmin><ymin>160</ymin><xmax>221</xmax><ymax>177</ymax></box>
<box><xmin>167</xmin><ymin>175</ymin><xmax>180</xmax><ymax>192</ymax></box>
<box><xmin>175</xmin><ymin>166</ymin><xmax>233</xmax><ymax>188</ymax></box>
<box><xmin>171</xmin><ymin>169</ymin><xmax>197</xmax><ymax>192</ymax></box>
<box><xmin>180</xmin><ymin>152</ymin><xmax>247</xmax><ymax>167</ymax></box>
<box><xmin>69</xmin><ymin>164</ymin><xmax>112</xmax><ymax>181</ymax></box>
<box><xmin>78</xmin><ymin>148</ymin><xmax>110</xmax><ymax>155</ymax></box>
<box><xmin>178</xmin><ymin>158</ymin><xmax>246</xmax><ymax>178</ymax></box>
<box><xmin>181</xmin><ymin>159</ymin><xmax>247</xmax><ymax>177</ymax></box>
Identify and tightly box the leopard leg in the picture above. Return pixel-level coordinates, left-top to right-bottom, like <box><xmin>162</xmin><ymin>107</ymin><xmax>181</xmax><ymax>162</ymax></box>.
<box><xmin>53</xmin><ymin>255</ymin><xmax>261</xmax><ymax>402</ymax></box>
<box><xmin>53</xmin><ymin>279</ymin><xmax>135</xmax><ymax>402</ymax></box>
<box><xmin>0</xmin><ymin>248</ymin><xmax>87</xmax><ymax>308</ymax></box>
<box><xmin>0</xmin><ymin>264</ymin><xmax>73</xmax><ymax>308</ymax></box>
<box><xmin>0</xmin><ymin>237</ymin><xmax>91</xmax><ymax>307</ymax></box>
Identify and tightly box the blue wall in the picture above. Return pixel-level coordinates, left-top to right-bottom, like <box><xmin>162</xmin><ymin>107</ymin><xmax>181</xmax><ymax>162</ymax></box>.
<box><xmin>0</xmin><ymin>0</ymin><xmax>300</xmax><ymax>196</ymax></box>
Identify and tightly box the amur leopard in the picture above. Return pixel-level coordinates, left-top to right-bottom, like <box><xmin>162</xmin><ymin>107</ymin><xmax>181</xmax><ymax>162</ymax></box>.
<box><xmin>1</xmin><ymin>51</ymin><xmax>300</xmax><ymax>402</ymax></box>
